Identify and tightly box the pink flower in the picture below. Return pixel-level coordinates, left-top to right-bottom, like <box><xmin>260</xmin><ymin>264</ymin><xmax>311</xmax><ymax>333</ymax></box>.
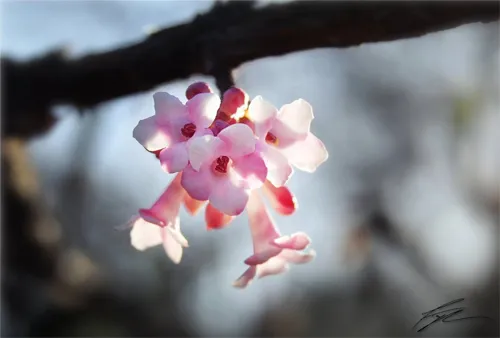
<box><xmin>181</xmin><ymin>123</ymin><xmax>267</xmax><ymax>216</ymax></box>
<box><xmin>233</xmin><ymin>191</ymin><xmax>315</xmax><ymax>288</ymax></box>
<box><xmin>127</xmin><ymin>84</ymin><xmax>329</xmax><ymax>287</ymax></box>
<box><xmin>128</xmin><ymin>173</ymin><xmax>188</xmax><ymax>264</ymax></box>
<box><xmin>246</xmin><ymin>96</ymin><xmax>328</xmax><ymax>185</ymax></box>
<box><xmin>133</xmin><ymin>91</ymin><xmax>221</xmax><ymax>173</ymax></box>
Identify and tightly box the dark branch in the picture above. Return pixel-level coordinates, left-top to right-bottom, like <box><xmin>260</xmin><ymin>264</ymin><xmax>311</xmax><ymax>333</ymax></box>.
<box><xmin>2</xmin><ymin>1</ymin><xmax>499</xmax><ymax>138</ymax></box>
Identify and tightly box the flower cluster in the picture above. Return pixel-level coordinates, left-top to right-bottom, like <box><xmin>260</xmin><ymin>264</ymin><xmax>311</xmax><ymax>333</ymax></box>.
<box><xmin>126</xmin><ymin>82</ymin><xmax>328</xmax><ymax>288</ymax></box>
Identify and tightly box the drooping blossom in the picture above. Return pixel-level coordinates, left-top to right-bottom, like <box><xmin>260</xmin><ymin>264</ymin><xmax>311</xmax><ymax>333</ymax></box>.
<box><xmin>246</xmin><ymin>96</ymin><xmax>328</xmax><ymax>184</ymax></box>
<box><xmin>133</xmin><ymin>89</ymin><xmax>220</xmax><ymax>173</ymax></box>
<box><xmin>127</xmin><ymin>83</ymin><xmax>328</xmax><ymax>288</ymax></box>
<box><xmin>181</xmin><ymin>123</ymin><xmax>268</xmax><ymax>216</ymax></box>
<box><xmin>233</xmin><ymin>191</ymin><xmax>315</xmax><ymax>288</ymax></box>
<box><xmin>128</xmin><ymin>173</ymin><xmax>188</xmax><ymax>264</ymax></box>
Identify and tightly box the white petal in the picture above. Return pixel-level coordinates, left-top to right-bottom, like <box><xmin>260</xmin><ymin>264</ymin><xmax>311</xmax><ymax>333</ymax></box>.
<box><xmin>153</xmin><ymin>92</ymin><xmax>188</xmax><ymax>124</ymax></box>
<box><xmin>165</xmin><ymin>216</ymin><xmax>189</xmax><ymax>248</ymax></box>
<box><xmin>256</xmin><ymin>257</ymin><xmax>289</xmax><ymax>278</ymax></box>
<box><xmin>280</xmin><ymin>132</ymin><xmax>328</xmax><ymax>172</ymax></box>
<box><xmin>164</xmin><ymin>225</ymin><xmax>189</xmax><ymax>248</ymax></box>
<box><xmin>261</xmin><ymin>144</ymin><xmax>293</xmax><ymax>187</ymax></box>
<box><xmin>280</xmin><ymin>249</ymin><xmax>317</xmax><ymax>264</ymax></box>
<box><xmin>217</xmin><ymin>123</ymin><xmax>256</xmax><ymax>158</ymax></box>
<box><xmin>186</xmin><ymin>93</ymin><xmax>220</xmax><ymax>129</ymax></box>
<box><xmin>246</xmin><ymin>96</ymin><xmax>278</xmax><ymax>138</ymax></box>
<box><xmin>188</xmin><ymin>134</ymin><xmax>223</xmax><ymax>171</ymax></box>
<box><xmin>130</xmin><ymin>218</ymin><xmax>162</xmax><ymax>251</ymax></box>
<box><xmin>132</xmin><ymin>116</ymin><xmax>172</xmax><ymax>151</ymax></box>
<box><xmin>161</xmin><ymin>223</ymin><xmax>183</xmax><ymax>264</ymax></box>
<box><xmin>276</xmin><ymin>99</ymin><xmax>314</xmax><ymax>138</ymax></box>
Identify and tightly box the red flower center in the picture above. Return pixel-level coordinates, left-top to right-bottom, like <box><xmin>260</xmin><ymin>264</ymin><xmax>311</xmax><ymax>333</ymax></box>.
<box><xmin>265</xmin><ymin>132</ymin><xmax>278</xmax><ymax>145</ymax></box>
<box><xmin>181</xmin><ymin>123</ymin><xmax>196</xmax><ymax>138</ymax></box>
<box><xmin>213</xmin><ymin>156</ymin><xmax>230</xmax><ymax>174</ymax></box>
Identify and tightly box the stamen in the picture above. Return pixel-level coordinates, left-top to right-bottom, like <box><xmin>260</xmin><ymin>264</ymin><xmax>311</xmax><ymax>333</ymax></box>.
<box><xmin>181</xmin><ymin>123</ymin><xmax>196</xmax><ymax>138</ymax></box>
<box><xmin>265</xmin><ymin>132</ymin><xmax>278</xmax><ymax>145</ymax></box>
<box><xmin>214</xmin><ymin>156</ymin><xmax>230</xmax><ymax>174</ymax></box>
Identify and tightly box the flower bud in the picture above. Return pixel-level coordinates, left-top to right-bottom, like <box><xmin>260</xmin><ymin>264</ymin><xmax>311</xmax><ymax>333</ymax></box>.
<box><xmin>185</xmin><ymin>82</ymin><xmax>212</xmax><ymax>100</ymax></box>
<box><xmin>219</xmin><ymin>87</ymin><xmax>249</xmax><ymax>118</ymax></box>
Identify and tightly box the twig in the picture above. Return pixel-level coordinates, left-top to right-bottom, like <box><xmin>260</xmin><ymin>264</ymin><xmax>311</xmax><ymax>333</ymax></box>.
<box><xmin>2</xmin><ymin>1</ymin><xmax>498</xmax><ymax>138</ymax></box>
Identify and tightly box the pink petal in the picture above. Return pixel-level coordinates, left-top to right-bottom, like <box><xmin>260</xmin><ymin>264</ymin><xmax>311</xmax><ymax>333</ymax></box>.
<box><xmin>133</xmin><ymin>116</ymin><xmax>172</xmax><ymax>151</ymax></box>
<box><xmin>130</xmin><ymin>217</ymin><xmax>162</xmax><ymax>251</ymax></box>
<box><xmin>246</xmin><ymin>96</ymin><xmax>277</xmax><ymax>138</ymax></box>
<box><xmin>153</xmin><ymin>92</ymin><xmax>188</xmax><ymax>125</ymax></box>
<box><xmin>261</xmin><ymin>144</ymin><xmax>293</xmax><ymax>187</ymax></box>
<box><xmin>272</xmin><ymin>232</ymin><xmax>311</xmax><ymax>250</ymax></box>
<box><xmin>209</xmin><ymin>178</ymin><xmax>249</xmax><ymax>216</ymax></box>
<box><xmin>280</xmin><ymin>132</ymin><xmax>328</xmax><ymax>172</ymax></box>
<box><xmin>186</xmin><ymin>93</ymin><xmax>220</xmax><ymax>129</ymax></box>
<box><xmin>232</xmin><ymin>152</ymin><xmax>268</xmax><ymax>190</ymax></box>
<box><xmin>275</xmin><ymin>99</ymin><xmax>313</xmax><ymax>140</ymax></box>
<box><xmin>181</xmin><ymin>164</ymin><xmax>213</xmax><ymax>201</ymax></box>
<box><xmin>191</xmin><ymin>127</ymin><xmax>214</xmax><ymax>138</ymax></box>
<box><xmin>256</xmin><ymin>249</ymin><xmax>316</xmax><ymax>279</ymax></box>
<box><xmin>262</xmin><ymin>180</ymin><xmax>297</xmax><ymax>215</ymax></box>
<box><xmin>170</xmin><ymin>115</ymin><xmax>193</xmax><ymax>143</ymax></box>
<box><xmin>244</xmin><ymin>248</ymin><xmax>282</xmax><ymax>266</ymax></box>
<box><xmin>159</xmin><ymin>142</ymin><xmax>189</xmax><ymax>173</ymax></box>
<box><xmin>217</xmin><ymin>123</ymin><xmax>256</xmax><ymax>158</ymax></box>
<box><xmin>233</xmin><ymin>266</ymin><xmax>257</xmax><ymax>289</ymax></box>
<box><xmin>138</xmin><ymin>173</ymin><xmax>184</xmax><ymax>227</ymax></box>
<box><xmin>244</xmin><ymin>192</ymin><xmax>282</xmax><ymax>265</ymax></box>
<box><xmin>188</xmin><ymin>134</ymin><xmax>224</xmax><ymax>171</ymax></box>
<box><xmin>183</xmin><ymin>194</ymin><xmax>207</xmax><ymax>216</ymax></box>
<box><xmin>138</xmin><ymin>208</ymin><xmax>166</xmax><ymax>227</ymax></box>
<box><xmin>205</xmin><ymin>203</ymin><xmax>235</xmax><ymax>230</ymax></box>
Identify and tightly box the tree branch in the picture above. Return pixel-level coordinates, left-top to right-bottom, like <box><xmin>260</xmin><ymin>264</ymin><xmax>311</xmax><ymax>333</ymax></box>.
<box><xmin>2</xmin><ymin>1</ymin><xmax>498</xmax><ymax>138</ymax></box>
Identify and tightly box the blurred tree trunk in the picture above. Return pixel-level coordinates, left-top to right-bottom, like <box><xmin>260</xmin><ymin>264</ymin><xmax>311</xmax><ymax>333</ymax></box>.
<box><xmin>2</xmin><ymin>138</ymin><xmax>63</xmax><ymax>335</ymax></box>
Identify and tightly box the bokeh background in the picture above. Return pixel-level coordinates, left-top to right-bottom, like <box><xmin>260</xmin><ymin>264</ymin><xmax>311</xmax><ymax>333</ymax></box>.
<box><xmin>1</xmin><ymin>1</ymin><xmax>499</xmax><ymax>337</ymax></box>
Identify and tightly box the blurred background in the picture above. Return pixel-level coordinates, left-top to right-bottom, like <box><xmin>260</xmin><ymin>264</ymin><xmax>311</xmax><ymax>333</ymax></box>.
<box><xmin>1</xmin><ymin>1</ymin><xmax>498</xmax><ymax>337</ymax></box>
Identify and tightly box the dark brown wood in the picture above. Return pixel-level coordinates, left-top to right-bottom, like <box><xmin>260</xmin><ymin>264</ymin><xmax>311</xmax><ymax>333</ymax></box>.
<box><xmin>2</xmin><ymin>1</ymin><xmax>498</xmax><ymax>138</ymax></box>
